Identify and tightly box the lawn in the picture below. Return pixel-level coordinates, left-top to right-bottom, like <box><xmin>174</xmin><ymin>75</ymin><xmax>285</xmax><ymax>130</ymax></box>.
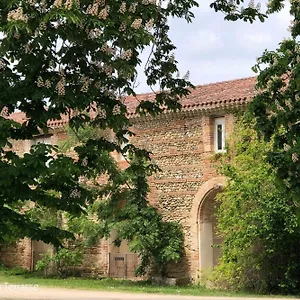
<box><xmin>0</xmin><ymin>267</ymin><xmax>296</xmax><ymax>298</ymax></box>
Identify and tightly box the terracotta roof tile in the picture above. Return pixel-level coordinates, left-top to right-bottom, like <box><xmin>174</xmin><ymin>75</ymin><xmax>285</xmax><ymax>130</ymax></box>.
<box><xmin>7</xmin><ymin>77</ymin><xmax>257</xmax><ymax>127</ymax></box>
<box><xmin>124</xmin><ymin>76</ymin><xmax>256</xmax><ymax>115</ymax></box>
<box><xmin>7</xmin><ymin>111</ymin><xmax>69</xmax><ymax>129</ymax></box>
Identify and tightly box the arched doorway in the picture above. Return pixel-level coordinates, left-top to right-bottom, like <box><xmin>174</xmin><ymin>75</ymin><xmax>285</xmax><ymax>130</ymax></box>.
<box><xmin>198</xmin><ymin>188</ymin><xmax>222</xmax><ymax>270</ymax></box>
<box><xmin>190</xmin><ymin>177</ymin><xmax>225</xmax><ymax>277</ymax></box>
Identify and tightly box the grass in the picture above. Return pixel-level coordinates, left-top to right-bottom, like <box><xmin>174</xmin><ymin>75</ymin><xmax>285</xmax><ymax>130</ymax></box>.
<box><xmin>0</xmin><ymin>267</ymin><xmax>296</xmax><ymax>298</ymax></box>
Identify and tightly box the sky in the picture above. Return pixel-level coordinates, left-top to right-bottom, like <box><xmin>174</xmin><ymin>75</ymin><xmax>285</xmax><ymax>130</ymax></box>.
<box><xmin>136</xmin><ymin>0</ymin><xmax>292</xmax><ymax>93</ymax></box>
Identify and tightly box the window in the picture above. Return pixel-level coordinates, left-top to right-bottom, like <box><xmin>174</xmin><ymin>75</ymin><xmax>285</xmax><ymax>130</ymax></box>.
<box><xmin>214</xmin><ymin>117</ymin><xmax>225</xmax><ymax>153</ymax></box>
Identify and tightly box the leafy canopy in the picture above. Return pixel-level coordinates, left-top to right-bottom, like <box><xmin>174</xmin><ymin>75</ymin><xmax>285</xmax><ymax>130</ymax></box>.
<box><xmin>0</xmin><ymin>0</ymin><xmax>290</xmax><ymax>274</ymax></box>
<box><xmin>215</xmin><ymin>116</ymin><xmax>300</xmax><ymax>294</ymax></box>
<box><xmin>250</xmin><ymin>0</ymin><xmax>300</xmax><ymax>197</ymax></box>
<box><xmin>0</xmin><ymin>0</ymin><xmax>198</xmax><ymax>245</ymax></box>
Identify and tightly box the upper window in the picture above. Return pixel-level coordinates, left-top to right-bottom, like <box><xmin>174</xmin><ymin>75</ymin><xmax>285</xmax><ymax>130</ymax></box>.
<box><xmin>214</xmin><ymin>117</ymin><xmax>225</xmax><ymax>153</ymax></box>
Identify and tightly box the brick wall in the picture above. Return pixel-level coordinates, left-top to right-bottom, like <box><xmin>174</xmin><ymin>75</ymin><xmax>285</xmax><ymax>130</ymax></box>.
<box><xmin>0</xmin><ymin>109</ymin><xmax>236</xmax><ymax>280</ymax></box>
<box><xmin>0</xmin><ymin>238</ymin><xmax>32</xmax><ymax>270</ymax></box>
<box><xmin>131</xmin><ymin>110</ymin><xmax>235</xmax><ymax>279</ymax></box>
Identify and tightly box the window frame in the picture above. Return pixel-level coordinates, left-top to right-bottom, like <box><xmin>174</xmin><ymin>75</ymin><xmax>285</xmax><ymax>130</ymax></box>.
<box><xmin>214</xmin><ymin>117</ymin><xmax>226</xmax><ymax>153</ymax></box>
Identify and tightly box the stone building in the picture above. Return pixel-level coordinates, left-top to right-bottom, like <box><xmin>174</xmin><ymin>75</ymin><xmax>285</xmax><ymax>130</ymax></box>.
<box><xmin>0</xmin><ymin>77</ymin><xmax>256</xmax><ymax>281</ymax></box>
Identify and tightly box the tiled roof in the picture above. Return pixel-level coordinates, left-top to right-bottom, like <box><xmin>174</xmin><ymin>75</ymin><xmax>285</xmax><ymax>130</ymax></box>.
<box><xmin>7</xmin><ymin>111</ymin><xmax>70</xmax><ymax>129</ymax></box>
<box><xmin>7</xmin><ymin>77</ymin><xmax>257</xmax><ymax>128</ymax></box>
<box><xmin>124</xmin><ymin>76</ymin><xmax>256</xmax><ymax>115</ymax></box>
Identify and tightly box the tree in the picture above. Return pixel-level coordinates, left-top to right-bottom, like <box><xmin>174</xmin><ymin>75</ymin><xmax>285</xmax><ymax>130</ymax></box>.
<box><xmin>0</xmin><ymin>0</ymin><xmax>291</xmax><ymax>275</ymax></box>
<box><xmin>213</xmin><ymin>116</ymin><xmax>300</xmax><ymax>294</ymax></box>
<box><xmin>0</xmin><ymin>0</ymin><xmax>196</xmax><ymax>273</ymax></box>
<box><xmin>250</xmin><ymin>0</ymin><xmax>300</xmax><ymax>200</ymax></box>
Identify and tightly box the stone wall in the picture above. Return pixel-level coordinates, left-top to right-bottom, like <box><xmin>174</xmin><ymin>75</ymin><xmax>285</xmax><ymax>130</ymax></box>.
<box><xmin>131</xmin><ymin>111</ymin><xmax>235</xmax><ymax>279</ymax></box>
<box><xmin>0</xmin><ymin>110</ymin><xmax>235</xmax><ymax>280</ymax></box>
<box><xmin>0</xmin><ymin>238</ymin><xmax>32</xmax><ymax>270</ymax></box>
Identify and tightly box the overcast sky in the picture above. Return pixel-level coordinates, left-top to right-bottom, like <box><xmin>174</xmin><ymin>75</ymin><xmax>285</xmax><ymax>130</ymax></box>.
<box><xmin>136</xmin><ymin>0</ymin><xmax>292</xmax><ymax>93</ymax></box>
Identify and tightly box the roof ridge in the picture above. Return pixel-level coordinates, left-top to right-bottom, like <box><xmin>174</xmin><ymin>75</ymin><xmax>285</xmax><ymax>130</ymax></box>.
<box><xmin>193</xmin><ymin>76</ymin><xmax>257</xmax><ymax>89</ymax></box>
<box><xmin>7</xmin><ymin>77</ymin><xmax>257</xmax><ymax>125</ymax></box>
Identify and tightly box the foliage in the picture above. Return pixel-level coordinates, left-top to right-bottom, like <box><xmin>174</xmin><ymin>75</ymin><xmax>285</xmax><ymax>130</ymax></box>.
<box><xmin>213</xmin><ymin>116</ymin><xmax>300</xmax><ymax>294</ymax></box>
<box><xmin>250</xmin><ymin>1</ymin><xmax>300</xmax><ymax>203</ymax></box>
<box><xmin>63</xmin><ymin>126</ymin><xmax>184</xmax><ymax>276</ymax></box>
<box><xmin>36</xmin><ymin>248</ymin><xmax>83</xmax><ymax>277</ymax></box>
<box><xmin>0</xmin><ymin>265</ymin><xmax>29</xmax><ymax>276</ymax></box>
<box><xmin>210</xmin><ymin>0</ymin><xmax>285</xmax><ymax>23</ymax></box>
<box><xmin>0</xmin><ymin>0</ymin><xmax>197</xmax><ymax>248</ymax></box>
<box><xmin>0</xmin><ymin>0</ymin><xmax>291</xmax><ymax>280</ymax></box>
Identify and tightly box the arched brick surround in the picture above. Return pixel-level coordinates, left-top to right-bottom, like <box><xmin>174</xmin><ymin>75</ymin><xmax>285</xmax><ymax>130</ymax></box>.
<box><xmin>189</xmin><ymin>176</ymin><xmax>226</xmax><ymax>278</ymax></box>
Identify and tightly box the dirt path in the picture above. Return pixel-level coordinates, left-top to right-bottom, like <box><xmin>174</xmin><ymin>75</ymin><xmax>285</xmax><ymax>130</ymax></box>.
<box><xmin>0</xmin><ymin>284</ymin><xmax>297</xmax><ymax>300</ymax></box>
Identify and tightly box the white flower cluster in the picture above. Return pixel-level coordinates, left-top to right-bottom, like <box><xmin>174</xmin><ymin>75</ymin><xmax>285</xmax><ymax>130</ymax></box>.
<box><xmin>102</xmin><ymin>64</ymin><xmax>113</xmax><ymax>76</ymax></box>
<box><xmin>169</xmin><ymin>53</ymin><xmax>175</xmax><ymax>64</ymax></box>
<box><xmin>70</xmin><ymin>188</ymin><xmax>81</xmax><ymax>199</ymax></box>
<box><xmin>112</xmin><ymin>105</ymin><xmax>121</xmax><ymax>115</ymax></box>
<box><xmin>37</xmin><ymin>76</ymin><xmax>52</xmax><ymax>89</ymax></box>
<box><xmin>88</xmin><ymin>28</ymin><xmax>102</xmax><ymax>39</ymax></box>
<box><xmin>87</xmin><ymin>0</ymin><xmax>107</xmax><ymax>16</ymax></box>
<box><xmin>120</xmin><ymin>49</ymin><xmax>132</xmax><ymax>60</ymax></box>
<box><xmin>94</xmin><ymin>81</ymin><xmax>101</xmax><ymax>89</ymax></box>
<box><xmin>285</xmin><ymin>99</ymin><xmax>293</xmax><ymax>110</ymax></box>
<box><xmin>131</xmin><ymin>18</ymin><xmax>142</xmax><ymax>29</ymax></box>
<box><xmin>146</xmin><ymin>19</ymin><xmax>154</xmax><ymax>30</ymax></box>
<box><xmin>56</xmin><ymin>75</ymin><xmax>66</xmax><ymax>96</ymax></box>
<box><xmin>87</xmin><ymin>2</ymin><xmax>99</xmax><ymax>15</ymax></box>
<box><xmin>128</xmin><ymin>3</ymin><xmax>138</xmax><ymax>12</ymax></box>
<box><xmin>99</xmin><ymin>5</ymin><xmax>110</xmax><ymax>20</ymax></box>
<box><xmin>1</xmin><ymin>107</ymin><xmax>9</xmax><ymax>117</ymax></box>
<box><xmin>81</xmin><ymin>157</ymin><xmax>88</xmax><ymax>167</ymax></box>
<box><xmin>65</xmin><ymin>0</ymin><xmax>73</xmax><ymax>10</ymax></box>
<box><xmin>37</xmin><ymin>76</ymin><xmax>44</xmax><ymax>87</ymax></box>
<box><xmin>101</xmin><ymin>44</ymin><xmax>115</xmax><ymax>55</ymax></box>
<box><xmin>27</xmin><ymin>0</ymin><xmax>36</xmax><ymax>6</ymax></box>
<box><xmin>54</xmin><ymin>0</ymin><xmax>63</xmax><ymax>8</ymax></box>
<box><xmin>54</xmin><ymin>0</ymin><xmax>79</xmax><ymax>10</ymax></box>
<box><xmin>98</xmin><ymin>108</ymin><xmax>107</xmax><ymax>119</ymax></box>
<box><xmin>39</xmin><ymin>22</ymin><xmax>47</xmax><ymax>31</ymax></box>
<box><xmin>80</xmin><ymin>76</ymin><xmax>91</xmax><ymax>93</ymax></box>
<box><xmin>142</xmin><ymin>0</ymin><xmax>157</xmax><ymax>4</ymax></box>
<box><xmin>119</xmin><ymin>2</ymin><xmax>126</xmax><ymax>14</ymax></box>
<box><xmin>292</xmin><ymin>152</ymin><xmax>299</xmax><ymax>163</ymax></box>
<box><xmin>0</xmin><ymin>60</ymin><xmax>6</xmax><ymax>70</ymax></box>
<box><xmin>40</xmin><ymin>0</ymin><xmax>48</xmax><ymax>12</ymax></box>
<box><xmin>7</xmin><ymin>7</ymin><xmax>29</xmax><ymax>23</ymax></box>
<box><xmin>24</xmin><ymin>43</ymin><xmax>31</xmax><ymax>54</ymax></box>
<box><xmin>119</xmin><ymin>22</ymin><xmax>126</xmax><ymax>32</ymax></box>
<box><xmin>284</xmin><ymin>143</ymin><xmax>291</xmax><ymax>152</ymax></box>
<box><xmin>275</xmin><ymin>100</ymin><xmax>284</xmax><ymax>112</ymax></box>
<box><xmin>272</xmin><ymin>56</ymin><xmax>278</xmax><ymax>65</ymax></box>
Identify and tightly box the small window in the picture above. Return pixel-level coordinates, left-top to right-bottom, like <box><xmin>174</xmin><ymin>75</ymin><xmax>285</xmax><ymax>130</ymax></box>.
<box><xmin>214</xmin><ymin>118</ymin><xmax>225</xmax><ymax>153</ymax></box>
